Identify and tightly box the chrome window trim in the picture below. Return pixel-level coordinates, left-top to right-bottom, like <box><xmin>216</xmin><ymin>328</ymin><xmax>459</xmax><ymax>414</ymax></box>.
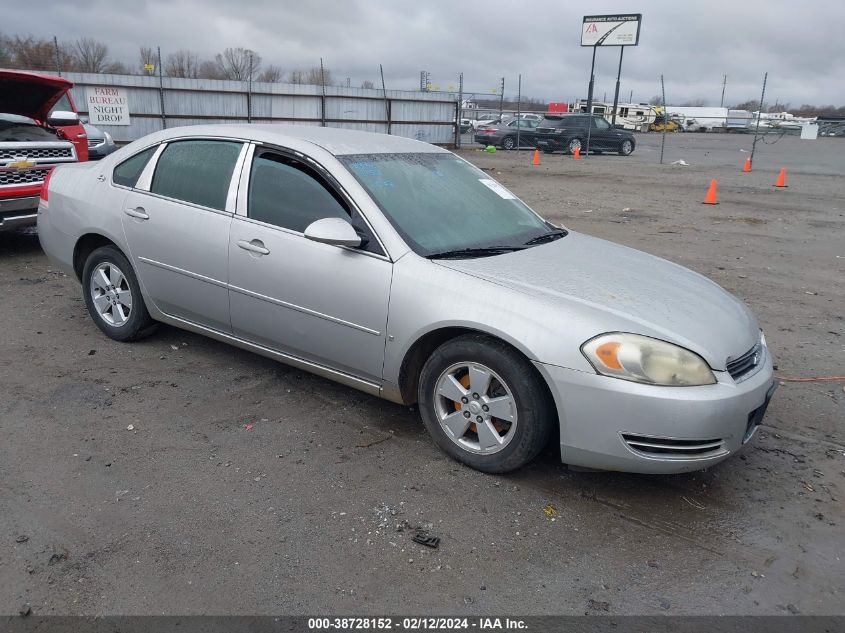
<box><xmin>134</xmin><ymin>143</ymin><xmax>167</xmax><ymax>192</ymax></box>
<box><xmin>236</xmin><ymin>143</ymin><xmax>391</xmax><ymax>262</ymax></box>
<box><xmin>225</xmin><ymin>143</ymin><xmax>250</xmax><ymax>213</ymax></box>
<box><xmin>234</xmin><ymin>143</ymin><xmax>256</xmax><ymax>218</ymax></box>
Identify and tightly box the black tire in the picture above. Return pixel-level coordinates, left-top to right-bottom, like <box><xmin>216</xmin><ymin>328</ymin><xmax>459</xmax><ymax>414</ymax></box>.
<box><xmin>418</xmin><ymin>334</ymin><xmax>554</xmax><ymax>473</ymax></box>
<box><xmin>619</xmin><ymin>139</ymin><xmax>635</xmax><ymax>156</ymax></box>
<box><xmin>501</xmin><ymin>135</ymin><xmax>516</xmax><ymax>150</ymax></box>
<box><xmin>567</xmin><ymin>138</ymin><xmax>582</xmax><ymax>155</ymax></box>
<box><xmin>82</xmin><ymin>245</ymin><xmax>157</xmax><ymax>342</ymax></box>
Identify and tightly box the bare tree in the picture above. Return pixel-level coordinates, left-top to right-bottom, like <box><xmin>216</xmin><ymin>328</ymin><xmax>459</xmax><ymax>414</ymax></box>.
<box><xmin>304</xmin><ymin>66</ymin><xmax>332</xmax><ymax>86</ymax></box>
<box><xmin>257</xmin><ymin>64</ymin><xmax>284</xmax><ymax>83</ymax></box>
<box><xmin>4</xmin><ymin>35</ymin><xmax>73</xmax><ymax>71</ymax></box>
<box><xmin>0</xmin><ymin>33</ymin><xmax>12</xmax><ymax>67</ymax></box>
<box><xmin>198</xmin><ymin>59</ymin><xmax>225</xmax><ymax>80</ymax></box>
<box><xmin>289</xmin><ymin>69</ymin><xmax>305</xmax><ymax>84</ymax></box>
<box><xmin>106</xmin><ymin>61</ymin><xmax>129</xmax><ymax>74</ymax></box>
<box><xmin>648</xmin><ymin>95</ymin><xmax>663</xmax><ymax>106</ymax></box>
<box><xmin>733</xmin><ymin>99</ymin><xmax>760</xmax><ymax>111</ymax></box>
<box><xmin>74</xmin><ymin>37</ymin><xmax>111</xmax><ymax>73</ymax></box>
<box><xmin>165</xmin><ymin>49</ymin><xmax>200</xmax><ymax>78</ymax></box>
<box><xmin>214</xmin><ymin>47</ymin><xmax>261</xmax><ymax>80</ymax></box>
<box><xmin>361</xmin><ymin>80</ymin><xmax>375</xmax><ymax>89</ymax></box>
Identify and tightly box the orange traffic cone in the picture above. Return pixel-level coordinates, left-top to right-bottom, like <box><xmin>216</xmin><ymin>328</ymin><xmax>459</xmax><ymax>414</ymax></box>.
<box><xmin>774</xmin><ymin>168</ymin><xmax>787</xmax><ymax>187</ymax></box>
<box><xmin>573</xmin><ymin>146</ymin><xmax>581</xmax><ymax>160</ymax></box>
<box><xmin>532</xmin><ymin>149</ymin><xmax>540</xmax><ymax>166</ymax></box>
<box><xmin>703</xmin><ymin>179</ymin><xmax>719</xmax><ymax>205</ymax></box>
<box><xmin>742</xmin><ymin>156</ymin><xmax>752</xmax><ymax>172</ymax></box>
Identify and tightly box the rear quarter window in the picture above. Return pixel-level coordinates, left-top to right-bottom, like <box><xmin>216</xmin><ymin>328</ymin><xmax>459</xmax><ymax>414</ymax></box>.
<box><xmin>112</xmin><ymin>146</ymin><xmax>157</xmax><ymax>188</ymax></box>
<box><xmin>150</xmin><ymin>140</ymin><xmax>242</xmax><ymax>211</ymax></box>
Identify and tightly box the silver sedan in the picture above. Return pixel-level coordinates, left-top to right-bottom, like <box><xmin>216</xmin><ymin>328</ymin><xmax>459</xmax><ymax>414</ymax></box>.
<box><xmin>37</xmin><ymin>125</ymin><xmax>776</xmax><ymax>474</ymax></box>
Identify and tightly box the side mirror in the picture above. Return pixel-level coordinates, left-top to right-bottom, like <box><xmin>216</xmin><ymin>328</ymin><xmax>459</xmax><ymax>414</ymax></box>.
<box><xmin>47</xmin><ymin>110</ymin><xmax>80</xmax><ymax>126</ymax></box>
<box><xmin>303</xmin><ymin>217</ymin><xmax>361</xmax><ymax>248</ymax></box>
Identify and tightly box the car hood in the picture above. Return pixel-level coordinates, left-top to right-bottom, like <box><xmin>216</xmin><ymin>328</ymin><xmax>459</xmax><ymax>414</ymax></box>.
<box><xmin>0</xmin><ymin>70</ymin><xmax>74</xmax><ymax>121</ymax></box>
<box><xmin>434</xmin><ymin>232</ymin><xmax>760</xmax><ymax>371</ymax></box>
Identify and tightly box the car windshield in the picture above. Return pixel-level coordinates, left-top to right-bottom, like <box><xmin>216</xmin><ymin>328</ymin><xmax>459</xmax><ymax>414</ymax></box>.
<box><xmin>340</xmin><ymin>153</ymin><xmax>553</xmax><ymax>256</ymax></box>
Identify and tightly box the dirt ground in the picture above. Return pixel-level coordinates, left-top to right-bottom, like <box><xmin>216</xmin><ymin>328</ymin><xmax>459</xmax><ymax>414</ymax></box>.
<box><xmin>1</xmin><ymin>132</ymin><xmax>843</xmax><ymax>616</ymax></box>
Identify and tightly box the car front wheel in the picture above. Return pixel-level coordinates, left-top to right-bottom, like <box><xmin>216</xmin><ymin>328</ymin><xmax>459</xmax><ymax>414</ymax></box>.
<box><xmin>567</xmin><ymin>138</ymin><xmax>582</xmax><ymax>154</ymax></box>
<box><xmin>418</xmin><ymin>334</ymin><xmax>553</xmax><ymax>473</ymax></box>
<box><xmin>82</xmin><ymin>245</ymin><xmax>157</xmax><ymax>342</ymax></box>
<box><xmin>619</xmin><ymin>139</ymin><xmax>635</xmax><ymax>156</ymax></box>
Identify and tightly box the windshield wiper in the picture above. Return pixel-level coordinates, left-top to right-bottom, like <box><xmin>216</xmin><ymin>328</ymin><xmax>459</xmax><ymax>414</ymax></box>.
<box><xmin>426</xmin><ymin>246</ymin><xmax>526</xmax><ymax>260</ymax></box>
<box><xmin>524</xmin><ymin>229</ymin><xmax>568</xmax><ymax>245</ymax></box>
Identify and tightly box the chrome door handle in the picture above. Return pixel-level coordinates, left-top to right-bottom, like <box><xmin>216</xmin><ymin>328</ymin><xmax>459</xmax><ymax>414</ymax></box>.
<box><xmin>237</xmin><ymin>239</ymin><xmax>270</xmax><ymax>255</ymax></box>
<box><xmin>124</xmin><ymin>207</ymin><xmax>149</xmax><ymax>220</ymax></box>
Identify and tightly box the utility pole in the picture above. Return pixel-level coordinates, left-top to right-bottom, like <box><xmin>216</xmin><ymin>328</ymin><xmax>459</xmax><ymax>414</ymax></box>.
<box><xmin>611</xmin><ymin>47</ymin><xmax>625</xmax><ymax>126</ymax></box>
<box><xmin>720</xmin><ymin>74</ymin><xmax>727</xmax><ymax>108</ymax></box>
<box><xmin>157</xmin><ymin>46</ymin><xmax>166</xmax><ymax>129</ymax></box>
<box><xmin>53</xmin><ymin>36</ymin><xmax>62</xmax><ymax>76</ymax></box>
<box><xmin>585</xmin><ymin>44</ymin><xmax>598</xmax><ymax>155</ymax></box>
<box><xmin>380</xmin><ymin>64</ymin><xmax>390</xmax><ymax>135</ymax></box>
<box><xmin>456</xmin><ymin>72</ymin><xmax>463</xmax><ymax>148</ymax></box>
<box><xmin>498</xmin><ymin>77</ymin><xmax>505</xmax><ymax>120</ymax></box>
<box><xmin>516</xmin><ymin>74</ymin><xmax>522</xmax><ymax>149</ymax></box>
<box><xmin>320</xmin><ymin>58</ymin><xmax>327</xmax><ymax>127</ymax></box>
<box><xmin>247</xmin><ymin>51</ymin><xmax>253</xmax><ymax>123</ymax></box>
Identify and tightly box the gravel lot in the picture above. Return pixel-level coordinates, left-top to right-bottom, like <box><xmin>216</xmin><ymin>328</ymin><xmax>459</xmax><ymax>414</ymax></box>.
<box><xmin>1</xmin><ymin>132</ymin><xmax>843</xmax><ymax>616</ymax></box>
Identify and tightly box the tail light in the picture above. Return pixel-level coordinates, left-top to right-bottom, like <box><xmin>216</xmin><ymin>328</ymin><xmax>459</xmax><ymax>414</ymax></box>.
<box><xmin>478</xmin><ymin>127</ymin><xmax>495</xmax><ymax>134</ymax></box>
<box><xmin>40</xmin><ymin>168</ymin><xmax>55</xmax><ymax>202</ymax></box>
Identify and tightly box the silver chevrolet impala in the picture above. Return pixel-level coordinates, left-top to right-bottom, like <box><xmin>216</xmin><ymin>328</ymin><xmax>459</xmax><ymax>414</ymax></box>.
<box><xmin>37</xmin><ymin>125</ymin><xmax>776</xmax><ymax>474</ymax></box>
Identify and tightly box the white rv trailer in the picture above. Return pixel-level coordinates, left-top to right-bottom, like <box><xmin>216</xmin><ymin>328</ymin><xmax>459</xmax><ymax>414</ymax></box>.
<box><xmin>570</xmin><ymin>99</ymin><xmax>657</xmax><ymax>130</ymax></box>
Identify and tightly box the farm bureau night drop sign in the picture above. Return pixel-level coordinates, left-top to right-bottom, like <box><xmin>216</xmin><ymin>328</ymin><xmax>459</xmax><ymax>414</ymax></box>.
<box><xmin>85</xmin><ymin>87</ymin><xmax>131</xmax><ymax>126</ymax></box>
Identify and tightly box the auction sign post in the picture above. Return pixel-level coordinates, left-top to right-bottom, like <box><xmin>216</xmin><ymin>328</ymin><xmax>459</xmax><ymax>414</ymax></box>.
<box><xmin>580</xmin><ymin>14</ymin><xmax>641</xmax><ymax>154</ymax></box>
<box><xmin>85</xmin><ymin>86</ymin><xmax>131</xmax><ymax>126</ymax></box>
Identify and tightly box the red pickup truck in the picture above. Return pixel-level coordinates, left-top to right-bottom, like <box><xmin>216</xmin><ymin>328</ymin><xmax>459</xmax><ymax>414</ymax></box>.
<box><xmin>1</xmin><ymin>70</ymin><xmax>88</xmax><ymax>231</ymax></box>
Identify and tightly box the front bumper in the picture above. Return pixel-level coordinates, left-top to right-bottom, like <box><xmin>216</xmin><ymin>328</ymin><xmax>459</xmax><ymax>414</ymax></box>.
<box><xmin>0</xmin><ymin>195</ymin><xmax>39</xmax><ymax>231</ymax></box>
<box><xmin>534</xmin><ymin>348</ymin><xmax>776</xmax><ymax>474</ymax></box>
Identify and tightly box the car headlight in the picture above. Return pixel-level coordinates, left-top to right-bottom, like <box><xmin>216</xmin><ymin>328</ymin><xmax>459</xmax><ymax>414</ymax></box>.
<box><xmin>581</xmin><ymin>333</ymin><xmax>716</xmax><ymax>386</ymax></box>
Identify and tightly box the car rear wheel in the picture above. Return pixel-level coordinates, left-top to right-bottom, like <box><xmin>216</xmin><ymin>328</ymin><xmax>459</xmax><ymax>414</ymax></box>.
<box><xmin>501</xmin><ymin>135</ymin><xmax>516</xmax><ymax>150</ymax></box>
<box><xmin>82</xmin><ymin>246</ymin><xmax>156</xmax><ymax>342</ymax></box>
<box><xmin>619</xmin><ymin>139</ymin><xmax>634</xmax><ymax>156</ymax></box>
<box><xmin>567</xmin><ymin>138</ymin><xmax>582</xmax><ymax>154</ymax></box>
<box><xmin>418</xmin><ymin>334</ymin><xmax>553</xmax><ymax>473</ymax></box>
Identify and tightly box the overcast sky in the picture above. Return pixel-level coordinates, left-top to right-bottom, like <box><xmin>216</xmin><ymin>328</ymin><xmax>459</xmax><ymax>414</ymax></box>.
<box><xmin>5</xmin><ymin>0</ymin><xmax>845</xmax><ymax>107</ymax></box>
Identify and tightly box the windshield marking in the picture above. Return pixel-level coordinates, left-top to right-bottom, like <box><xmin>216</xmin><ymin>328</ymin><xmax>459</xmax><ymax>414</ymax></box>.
<box><xmin>478</xmin><ymin>179</ymin><xmax>516</xmax><ymax>199</ymax></box>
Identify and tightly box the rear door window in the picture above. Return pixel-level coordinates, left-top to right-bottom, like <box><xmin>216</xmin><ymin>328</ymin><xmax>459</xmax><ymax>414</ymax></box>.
<box><xmin>112</xmin><ymin>146</ymin><xmax>157</xmax><ymax>188</ymax></box>
<box><xmin>150</xmin><ymin>140</ymin><xmax>242</xmax><ymax>211</ymax></box>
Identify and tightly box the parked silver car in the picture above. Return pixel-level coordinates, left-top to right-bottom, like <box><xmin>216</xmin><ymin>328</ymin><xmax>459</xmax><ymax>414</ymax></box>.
<box><xmin>38</xmin><ymin>125</ymin><xmax>776</xmax><ymax>474</ymax></box>
<box><xmin>83</xmin><ymin>122</ymin><xmax>118</xmax><ymax>159</ymax></box>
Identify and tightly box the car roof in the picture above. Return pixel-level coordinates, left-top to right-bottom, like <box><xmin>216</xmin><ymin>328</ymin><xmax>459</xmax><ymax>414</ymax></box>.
<box><xmin>146</xmin><ymin>124</ymin><xmax>450</xmax><ymax>156</ymax></box>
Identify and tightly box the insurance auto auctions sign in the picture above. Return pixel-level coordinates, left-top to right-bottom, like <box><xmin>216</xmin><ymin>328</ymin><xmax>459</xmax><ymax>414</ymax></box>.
<box><xmin>85</xmin><ymin>86</ymin><xmax>131</xmax><ymax>125</ymax></box>
<box><xmin>581</xmin><ymin>14</ymin><xmax>642</xmax><ymax>46</ymax></box>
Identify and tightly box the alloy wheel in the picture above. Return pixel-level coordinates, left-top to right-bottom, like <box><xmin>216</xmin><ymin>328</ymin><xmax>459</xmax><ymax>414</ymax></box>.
<box><xmin>89</xmin><ymin>262</ymin><xmax>133</xmax><ymax>327</ymax></box>
<box><xmin>433</xmin><ymin>362</ymin><xmax>518</xmax><ymax>455</ymax></box>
